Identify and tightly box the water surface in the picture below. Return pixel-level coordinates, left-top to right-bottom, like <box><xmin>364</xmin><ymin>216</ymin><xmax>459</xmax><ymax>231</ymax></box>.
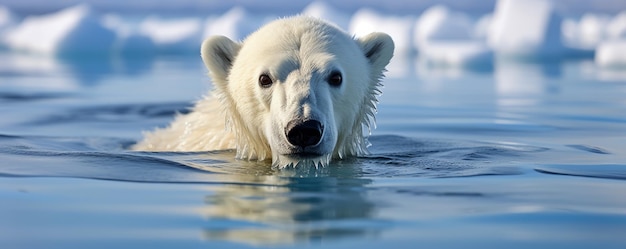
<box><xmin>1</xmin><ymin>52</ymin><xmax>626</xmax><ymax>248</ymax></box>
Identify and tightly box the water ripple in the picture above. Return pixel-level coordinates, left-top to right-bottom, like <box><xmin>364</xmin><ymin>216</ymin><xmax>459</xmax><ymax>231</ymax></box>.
<box><xmin>0</xmin><ymin>134</ymin><xmax>549</xmax><ymax>183</ymax></box>
<box><xmin>535</xmin><ymin>164</ymin><xmax>626</xmax><ymax>180</ymax></box>
<box><xmin>24</xmin><ymin>102</ymin><xmax>191</xmax><ymax>125</ymax></box>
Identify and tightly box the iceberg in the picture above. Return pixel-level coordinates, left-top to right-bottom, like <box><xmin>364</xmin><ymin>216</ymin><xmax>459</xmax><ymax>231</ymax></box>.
<box><xmin>1</xmin><ymin>0</ymin><xmax>623</xmax><ymax>62</ymax></box>
<box><xmin>301</xmin><ymin>1</ymin><xmax>350</xmax><ymax>30</ymax></box>
<box><xmin>595</xmin><ymin>40</ymin><xmax>626</xmax><ymax>67</ymax></box>
<box><xmin>3</xmin><ymin>5</ymin><xmax>116</xmax><ymax>57</ymax></box>
<box><xmin>413</xmin><ymin>5</ymin><xmax>492</xmax><ymax>68</ymax></box>
<box><xmin>578</xmin><ymin>13</ymin><xmax>611</xmax><ymax>47</ymax></box>
<box><xmin>488</xmin><ymin>0</ymin><xmax>565</xmax><ymax>59</ymax></box>
<box><xmin>607</xmin><ymin>11</ymin><xmax>626</xmax><ymax>39</ymax></box>
<box><xmin>203</xmin><ymin>7</ymin><xmax>269</xmax><ymax>41</ymax></box>
<box><xmin>561</xmin><ymin>18</ymin><xmax>580</xmax><ymax>47</ymax></box>
<box><xmin>418</xmin><ymin>41</ymin><xmax>493</xmax><ymax>68</ymax></box>
<box><xmin>138</xmin><ymin>16</ymin><xmax>202</xmax><ymax>54</ymax></box>
<box><xmin>349</xmin><ymin>8</ymin><xmax>415</xmax><ymax>53</ymax></box>
<box><xmin>563</xmin><ymin>12</ymin><xmax>626</xmax><ymax>49</ymax></box>
<box><xmin>102</xmin><ymin>14</ymin><xmax>155</xmax><ymax>56</ymax></box>
<box><xmin>473</xmin><ymin>14</ymin><xmax>493</xmax><ymax>40</ymax></box>
<box><xmin>0</xmin><ymin>5</ymin><xmax>16</xmax><ymax>35</ymax></box>
<box><xmin>413</xmin><ymin>5</ymin><xmax>473</xmax><ymax>50</ymax></box>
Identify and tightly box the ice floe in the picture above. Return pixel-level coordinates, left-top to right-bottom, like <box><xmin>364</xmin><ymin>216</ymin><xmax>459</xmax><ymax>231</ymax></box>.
<box><xmin>413</xmin><ymin>5</ymin><xmax>473</xmax><ymax>50</ymax></box>
<box><xmin>0</xmin><ymin>5</ymin><xmax>16</xmax><ymax>35</ymax></box>
<box><xmin>418</xmin><ymin>41</ymin><xmax>493</xmax><ymax>68</ymax></box>
<box><xmin>413</xmin><ymin>5</ymin><xmax>492</xmax><ymax>68</ymax></box>
<box><xmin>0</xmin><ymin>0</ymin><xmax>624</xmax><ymax>69</ymax></box>
<box><xmin>578</xmin><ymin>14</ymin><xmax>612</xmax><ymax>47</ymax></box>
<box><xmin>138</xmin><ymin>16</ymin><xmax>202</xmax><ymax>54</ymax></box>
<box><xmin>488</xmin><ymin>0</ymin><xmax>565</xmax><ymax>59</ymax></box>
<box><xmin>102</xmin><ymin>14</ymin><xmax>155</xmax><ymax>56</ymax></box>
<box><xmin>301</xmin><ymin>1</ymin><xmax>350</xmax><ymax>30</ymax></box>
<box><xmin>349</xmin><ymin>8</ymin><xmax>415</xmax><ymax>53</ymax></box>
<box><xmin>473</xmin><ymin>14</ymin><xmax>493</xmax><ymax>40</ymax></box>
<box><xmin>203</xmin><ymin>7</ymin><xmax>271</xmax><ymax>41</ymax></box>
<box><xmin>607</xmin><ymin>11</ymin><xmax>626</xmax><ymax>39</ymax></box>
<box><xmin>3</xmin><ymin>5</ymin><xmax>116</xmax><ymax>56</ymax></box>
<box><xmin>595</xmin><ymin>40</ymin><xmax>626</xmax><ymax>67</ymax></box>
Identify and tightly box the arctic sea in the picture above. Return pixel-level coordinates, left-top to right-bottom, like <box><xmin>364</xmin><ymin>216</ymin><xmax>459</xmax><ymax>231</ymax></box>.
<box><xmin>2</xmin><ymin>0</ymin><xmax>626</xmax><ymax>248</ymax></box>
<box><xmin>1</xmin><ymin>50</ymin><xmax>626</xmax><ymax>248</ymax></box>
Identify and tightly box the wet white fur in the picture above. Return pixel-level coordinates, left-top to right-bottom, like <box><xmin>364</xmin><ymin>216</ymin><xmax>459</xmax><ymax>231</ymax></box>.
<box><xmin>133</xmin><ymin>16</ymin><xmax>394</xmax><ymax>168</ymax></box>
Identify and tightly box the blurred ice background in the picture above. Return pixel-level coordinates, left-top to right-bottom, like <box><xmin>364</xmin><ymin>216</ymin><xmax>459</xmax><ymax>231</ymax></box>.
<box><xmin>1</xmin><ymin>0</ymin><xmax>626</xmax><ymax>67</ymax></box>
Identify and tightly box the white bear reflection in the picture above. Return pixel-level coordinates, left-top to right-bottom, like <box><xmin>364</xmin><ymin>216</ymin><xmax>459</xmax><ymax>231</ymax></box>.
<box><xmin>201</xmin><ymin>172</ymin><xmax>376</xmax><ymax>245</ymax></box>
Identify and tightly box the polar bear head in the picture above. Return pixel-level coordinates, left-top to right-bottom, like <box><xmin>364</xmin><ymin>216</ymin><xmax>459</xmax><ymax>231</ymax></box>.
<box><xmin>201</xmin><ymin>16</ymin><xmax>394</xmax><ymax>168</ymax></box>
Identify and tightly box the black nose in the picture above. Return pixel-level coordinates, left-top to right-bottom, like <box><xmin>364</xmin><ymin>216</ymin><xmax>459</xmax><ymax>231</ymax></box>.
<box><xmin>286</xmin><ymin>120</ymin><xmax>323</xmax><ymax>147</ymax></box>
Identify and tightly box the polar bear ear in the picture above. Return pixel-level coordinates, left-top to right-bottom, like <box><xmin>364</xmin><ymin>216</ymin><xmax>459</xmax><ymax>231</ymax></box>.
<box><xmin>201</xmin><ymin>36</ymin><xmax>242</xmax><ymax>85</ymax></box>
<box><xmin>357</xmin><ymin>32</ymin><xmax>395</xmax><ymax>75</ymax></box>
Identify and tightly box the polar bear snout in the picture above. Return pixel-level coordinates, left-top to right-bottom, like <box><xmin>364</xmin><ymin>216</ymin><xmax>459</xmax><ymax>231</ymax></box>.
<box><xmin>285</xmin><ymin>119</ymin><xmax>324</xmax><ymax>148</ymax></box>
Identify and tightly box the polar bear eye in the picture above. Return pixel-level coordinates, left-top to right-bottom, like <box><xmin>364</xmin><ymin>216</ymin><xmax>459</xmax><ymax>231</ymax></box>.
<box><xmin>259</xmin><ymin>74</ymin><xmax>273</xmax><ymax>88</ymax></box>
<box><xmin>328</xmin><ymin>71</ymin><xmax>342</xmax><ymax>87</ymax></box>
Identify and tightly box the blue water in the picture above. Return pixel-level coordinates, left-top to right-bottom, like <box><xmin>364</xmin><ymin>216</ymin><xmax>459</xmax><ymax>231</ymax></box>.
<box><xmin>1</xmin><ymin>52</ymin><xmax>626</xmax><ymax>249</ymax></box>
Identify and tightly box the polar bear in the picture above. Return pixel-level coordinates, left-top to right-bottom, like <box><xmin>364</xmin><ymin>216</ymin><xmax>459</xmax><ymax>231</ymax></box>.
<box><xmin>133</xmin><ymin>16</ymin><xmax>394</xmax><ymax>168</ymax></box>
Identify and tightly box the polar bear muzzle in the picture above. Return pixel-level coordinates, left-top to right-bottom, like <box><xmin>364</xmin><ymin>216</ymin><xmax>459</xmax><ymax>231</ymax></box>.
<box><xmin>285</xmin><ymin>119</ymin><xmax>324</xmax><ymax>149</ymax></box>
